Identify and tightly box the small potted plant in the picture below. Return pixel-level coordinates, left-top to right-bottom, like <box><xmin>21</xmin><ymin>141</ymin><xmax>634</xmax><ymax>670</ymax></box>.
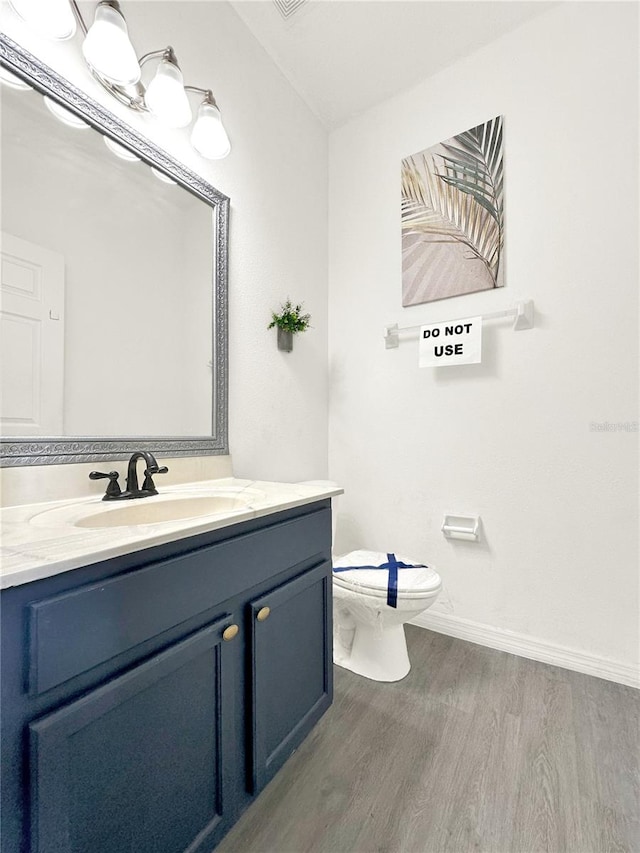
<box><xmin>268</xmin><ymin>299</ymin><xmax>311</xmax><ymax>352</ymax></box>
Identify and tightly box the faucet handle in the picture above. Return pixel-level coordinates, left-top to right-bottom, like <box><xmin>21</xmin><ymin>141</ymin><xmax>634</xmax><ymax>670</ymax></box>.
<box><xmin>142</xmin><ymin>465</ymin><xmax>168</xmax><ymax>495</ymax></box>
<box><xmin>89</xmin><ymin>470</ymin><xmax>122</xmax><ymax>500</ymax></box>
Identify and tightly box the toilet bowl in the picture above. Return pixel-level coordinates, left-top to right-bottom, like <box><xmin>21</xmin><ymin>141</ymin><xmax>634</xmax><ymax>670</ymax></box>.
<box><xmin>300</xmin><ymin>481</ymin><xmax>442</xmax><ymax>683</ymax></box>
<box><xmin>333</xmin><ymin>549</ymin><xmax>441</xmax><ymax>682</ymax></box>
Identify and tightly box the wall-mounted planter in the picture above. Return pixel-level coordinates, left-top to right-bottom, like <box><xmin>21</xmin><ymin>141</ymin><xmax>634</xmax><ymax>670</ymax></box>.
<box><xmin>277</xmin><ymin>328</ymin><xmax>293</xmax><ymax>352</ymax></box>
<box><xmin>269</xmin><ymin>300</ymin><xmax>310</xmax><ymax>353</ymax></box>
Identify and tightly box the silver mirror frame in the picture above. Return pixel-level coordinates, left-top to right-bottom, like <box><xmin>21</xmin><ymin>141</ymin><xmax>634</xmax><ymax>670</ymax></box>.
<box><xmin>0</xmin><ymin>35</ymin><xmax>229</xmax><ymax>467</ymax></box>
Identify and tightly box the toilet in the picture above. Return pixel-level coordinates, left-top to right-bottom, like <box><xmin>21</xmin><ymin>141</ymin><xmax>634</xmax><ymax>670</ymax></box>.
<box><xmin>333</xmin><ymin>549</ymin><xmax>441</xmax><ymax>682</ymax></box>
<box><xmin>302</xmin><ymin>481</ymin><xmax>442</xmax><ymax>683</ymax></box>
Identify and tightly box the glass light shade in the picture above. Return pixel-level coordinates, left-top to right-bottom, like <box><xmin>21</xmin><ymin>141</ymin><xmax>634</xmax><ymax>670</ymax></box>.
<box><xmin>43</xmin><ymin>95</ymin><xmax>90</xmax><ymax>129</ymax></box>
<box><xmin>0</xmin><ymin>67</ymin><xmax>33</xmax><ymax>91</ymax></box>
<box><xmin>144</xmin><ymin>60</ymin><xmax>192</xmax><ymax>128</ymax></box>
<box><xmin>150</xmin><ymin>167</ymin><xmax>177</xmax><ymax>185</ymax></box>
<box><xmin>104</xmin><ymin>136</ymin><xmax>141</xmax><ymax>162</ymax></box>
<box><xmin>190</xmin><ymin>102</ymin><xmax>231</xmax><ymax>160</ymax></box>
<box><xmin>8</xmin><ymin>0</ymin><xmax>77</xmax><ymax>40</ymax></box>
<box><xmin>82</xmin><ymin>2</ymin><xmax>141</xmax><ymax>86</ymax></box>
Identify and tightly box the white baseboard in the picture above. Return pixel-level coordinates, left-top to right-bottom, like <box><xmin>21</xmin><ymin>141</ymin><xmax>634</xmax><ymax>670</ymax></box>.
<box><xmin>410</xmin><ymin>611</ymin><xmax>640</xmax><ymax>689</ymax></box>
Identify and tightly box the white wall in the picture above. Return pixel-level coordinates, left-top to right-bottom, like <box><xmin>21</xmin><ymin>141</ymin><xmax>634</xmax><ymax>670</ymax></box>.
<box><xmin>1</xmin><ymin>0</ymin><xmax>329</xmax><ymax>479</ymax></box>
<box><xmin>328</xmin><ymin>3</ymin><xmax>639</xmax><ymax>670</ymax></box>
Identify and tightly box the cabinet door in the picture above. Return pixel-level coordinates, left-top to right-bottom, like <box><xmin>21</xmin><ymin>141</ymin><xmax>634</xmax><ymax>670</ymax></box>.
<box><xmin>29</xmin><ymin>617</ymin><xmax>240</xmax><ymax>853</ymax></box>
<box><xmin>249</xmin><ymin>561</ymin><xmax>332</xmax><ymax>793</ymax></box>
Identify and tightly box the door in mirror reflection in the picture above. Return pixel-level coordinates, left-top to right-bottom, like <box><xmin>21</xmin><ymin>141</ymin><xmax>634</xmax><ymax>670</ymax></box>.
<box><xmin>1</xmin><ymin>232</ymin><xmax>65</xmax><ymax>435</ymax></box>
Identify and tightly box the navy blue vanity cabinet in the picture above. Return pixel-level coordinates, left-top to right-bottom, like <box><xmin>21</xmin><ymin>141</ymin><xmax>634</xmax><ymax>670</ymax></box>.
<box><xmin>29</xmin><ymin>616</ymin><xmax>238</xmax><ymax>853</ymax></box>
<box><xmin>249</xmin><ymin>561</ymin><xmax>332</xmax><ymax>793</ymax></box>
<box><xmin>1</xmin><ymin>500</ymin><xmax>333</xmax><ymax>853</ymax></box>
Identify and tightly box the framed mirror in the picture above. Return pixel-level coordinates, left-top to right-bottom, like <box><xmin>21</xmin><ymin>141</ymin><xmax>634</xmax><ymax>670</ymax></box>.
<box><xmin>0</xmin><ymin>35</ymin><xmax>229</xmax><ymax>466</ymax></box>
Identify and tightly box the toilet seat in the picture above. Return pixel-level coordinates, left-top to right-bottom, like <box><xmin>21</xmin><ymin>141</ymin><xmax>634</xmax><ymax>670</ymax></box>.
<box><xmin>333</xmin><ymin>550</ymin><xmax>441</xmax><ymax>599</ymax></box>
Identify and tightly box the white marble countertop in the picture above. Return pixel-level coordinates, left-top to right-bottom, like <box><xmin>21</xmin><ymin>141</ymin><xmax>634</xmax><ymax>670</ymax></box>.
<box><xmin>0</xmin><ymin>478</ymin><xmax>342</xmax><ymax>589</ymax></box>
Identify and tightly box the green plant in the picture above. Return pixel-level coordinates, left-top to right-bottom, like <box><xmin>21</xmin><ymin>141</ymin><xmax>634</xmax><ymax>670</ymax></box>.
<box><xmin>268</xmin><ymin>299</ymin><xmax>311</xmax><ymax>334</ymax></box>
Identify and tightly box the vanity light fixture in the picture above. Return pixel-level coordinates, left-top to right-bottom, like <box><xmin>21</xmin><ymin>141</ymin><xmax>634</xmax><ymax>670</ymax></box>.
<box><xmin>0</xmin><ymin>66</ymin><xmax>32</xmax><ymax>90</ymax></box>
<box><xmin>143</xmin><ymin>48</ymin><xmax>192</xmax><ymax>128</ymax></box>
<box><xmin>43</xmin><ymin>95</ymin><xmax>90</xmax><ymax>129</ymax></box>
<box><xmin>150</xmin><ymin>166</ymin><xmax>177</xmax><ymax>185</ymax></box>
<box><xmin>81</xmin><ymin>0</ymin><xmax>140</xmax><ymax>86</ymax></box>
<box><xmin>191</xmin><ymin>93</ymin><xmax>232</xmax><ymax>160</ymax></box>
<box><xmin>8</xmin><ymin>0</ymin><xmax>77</xmax><ymax>41</ymax></box>
<box><xmin>103</xmin><ymin>135</ymin><xmax>140</xmax><ymax>162</ymax></box>
<box><xmin>7</xmin><ymin>0</ymin><xmax>231</xmax><ymax>159</ymax></box>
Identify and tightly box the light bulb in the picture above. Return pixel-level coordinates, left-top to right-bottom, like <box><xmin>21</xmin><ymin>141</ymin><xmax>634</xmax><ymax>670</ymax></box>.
<box><xmin>191</xmin><ymin>100</ymin><xmax>231</xmax><ymax>160</ymax></box>
<box><xmin>8</xmin><ymin>0</ymin><xmax>77</xmax><ymax>40</ymax></box>
<box><xmin>0</xmin><ymin>67</ymin><xmax>32</xmax><ymax>91</ymax></box>
<box><xmin>104</xmin><ymin>136</ymin><xmax>140</xmax><ymax>162</ymax></box>
<box><xmin>144</xmin><ymin>59</ymin><xmax>192</xmax><ymax>129</ymax></box>
<box><xmin>82</xmin><ymin>1</ymin><xmax>141</xmax><ymax>86</ymax></box>
<box><xmin>43</xmin><ymin>95</ymin><xmax>90</xmax><ymax>129</ymax></box>
<box><xmin>150</xmin><ymin>167</ymin><xmax>176</xmax><ymax>185</ymax></box>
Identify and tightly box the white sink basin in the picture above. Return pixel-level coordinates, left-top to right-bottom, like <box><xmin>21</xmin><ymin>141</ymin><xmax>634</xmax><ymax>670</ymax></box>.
<box><xmin>30</xmin><ymin>489</ymin><xmax>263</xmax><ymax>531</ymax></box>
<box><xmin>74</xmin><ymin>495</ymin><xmax>250</xmax><ymax>529</ymax></box>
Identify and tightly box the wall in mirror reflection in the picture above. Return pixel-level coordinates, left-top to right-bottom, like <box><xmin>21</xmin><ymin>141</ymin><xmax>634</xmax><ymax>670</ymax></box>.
<box><xmin>1</xmin><ymin>84</ymin><xmax>213</xmax><ymax>437</ymax></box>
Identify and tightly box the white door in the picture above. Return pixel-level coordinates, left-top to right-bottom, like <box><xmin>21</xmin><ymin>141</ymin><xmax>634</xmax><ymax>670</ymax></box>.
<box><xmin>0</xmin><ymin>232</ymin><xmax>65</xmax><ymax>436</ymax></box>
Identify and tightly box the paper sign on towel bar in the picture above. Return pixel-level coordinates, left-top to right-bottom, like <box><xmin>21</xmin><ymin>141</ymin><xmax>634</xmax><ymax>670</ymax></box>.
<box><xmin>419</xmin><ymin>315</ymin><xmax>482</xmax><ymax>367</ymax></box>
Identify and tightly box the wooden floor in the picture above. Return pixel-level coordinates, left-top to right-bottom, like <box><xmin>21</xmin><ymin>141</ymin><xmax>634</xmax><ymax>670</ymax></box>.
<box><xmin>218</xmin><ymin>626</ymin><xmax>639</xmax><ymax>853</ymax></box>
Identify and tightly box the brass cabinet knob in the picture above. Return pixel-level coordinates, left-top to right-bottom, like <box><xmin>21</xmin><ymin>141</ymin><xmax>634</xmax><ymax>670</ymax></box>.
<box><xmin>256</xmin><ymin>606</ymin><xmax>271</xmax><ymax>622</ymax></box>
<box><xmin>222</xmin><ymin>624</ymin><xmax>239</xmax><ymax>642</ymax></box>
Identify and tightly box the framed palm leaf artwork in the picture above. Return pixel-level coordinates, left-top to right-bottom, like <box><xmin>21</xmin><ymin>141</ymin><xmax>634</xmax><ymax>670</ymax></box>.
<box><xmin>401</xmin><ymin>115</ymin><xmax>504</xmax><ymax>306</ymax></box>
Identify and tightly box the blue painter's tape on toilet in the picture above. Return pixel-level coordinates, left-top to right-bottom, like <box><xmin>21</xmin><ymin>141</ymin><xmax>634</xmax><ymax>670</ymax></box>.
<box><xmin>333</xmin><ymin>552</ymin><xmax>428</xmax><ymax>608</ymax></box>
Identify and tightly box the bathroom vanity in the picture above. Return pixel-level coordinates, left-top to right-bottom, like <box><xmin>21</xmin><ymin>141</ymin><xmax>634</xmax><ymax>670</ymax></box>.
<box><xmin>0</xmin><ymin>485</ymin><xmax>336</xmax><ymax>853</ymax></box>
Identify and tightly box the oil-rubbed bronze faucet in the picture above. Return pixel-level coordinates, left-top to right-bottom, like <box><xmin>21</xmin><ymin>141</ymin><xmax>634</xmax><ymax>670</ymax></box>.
<box><xmin>89</xmin><ymin>451</ymin><xmax>168</xmax><ymax>501</ymax></box>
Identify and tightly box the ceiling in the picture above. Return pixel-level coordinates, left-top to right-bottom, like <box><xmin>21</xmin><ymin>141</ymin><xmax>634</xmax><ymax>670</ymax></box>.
<box><xmin>230</xmin><ymin>0</ymin><xmax>557</xmax><ymax>129</ymax></box>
